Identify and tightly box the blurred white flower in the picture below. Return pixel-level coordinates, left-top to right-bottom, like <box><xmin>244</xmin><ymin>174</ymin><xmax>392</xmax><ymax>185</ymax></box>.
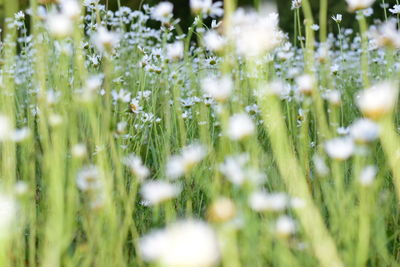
<box><xmin>203</xmin><ymin>30</ymin><xmax>226</xmax><ymax>53</ymax></box>
<box><xmin>0</xmin><ymin>115</ymin><xmax>13</xmax><ymax>141</ymax></box>
<box><xmin>291</xmin><ymin>0</ymin><xmax>302</xmax><ymax>10</ymax></box>
<box><xmin>231</xmin><ymin>9</ymin><xmax>283</xmax><ymax>58</ymax></box>
<box><xmin>275</xmin><ymin>215</ymin><xmax>296</xmax><ymax>237</ymax></box>
<box><xmin>296</xmin><ymin>74</ymin><xmax>315</xmax><ymax>95</ymax></box>
<box><xmin>201</xmin><ymin>75</ymin><xmax>233</xmax><ymax>102</ymax></box>
<box><xmin>141</xmin><ymin>181</ymin><xmax>181</xmax><ymax>205</ymax></box>
<box><xmin>389</xmin><ymin>4</ymin><xmax>400</xmax><ymax>14</ymax></box>
<box><xmin>332</xmin><ymin>14</ymin><xmax>342</xmax><ymax>23</ymax></box>
<box><xmin>76</xmin><ymin>165</ymin><xmax>103</xmax><ymax>192</ymax></box>
<box><xmin>190</xmin><ymin>0</ymin><xmax>223</xmax><ymax>18</ymax></box>
<box><xmin>92</xmin><ymin>27</ymin><xmax>120</xmax><ymax>53</ymax></box>
<box><xmin>151</xmin><ymin>1</ymin><xmax>174</xmax><ymax>22</ymax></box>
<box><xmin>61</xmin><ymin>0</ymin><xmax>81</xmax><ymax>19</ymax></box>
<box><xmin>0</xmin><ymin>194</ymin><xmax>17</xmax><ymax>239</ymax></box>
<box><xmin>359</xmin><ymin>165</ymin><xmax>378</xmax><ymax>186</ymax></box>
<box><xmin>47</xmin><ymin>13</ymin><xmax>73</xmax><ymax>38</ymax></box>
<box><xmin>325</xmin><ymin>137</ymin><xmax>355</xmax><ymax>160</ymax></box>
<box><xmin>356</xmin><ymin>81</ymin><xmax>398</xmax><ymax>120</ymax></box>
<box><xmin>227</xmin><ymin>113</ymin><xmax>255</xmax><ymax>140</ymax></box>
<box><xmin>123</xmin><ymin>154</ymin><xmax>150</xmax><ymax>181</ymax></box>
<box><xmin>140</xmin><ymin>220</ymin><xmax>220</xmax><ymax>267</ymax></box>
<box><xmin>248</xmin><ymin>191</ymin><xmax>288</xmax><ymax>212</ymax></box>
<box><xmin>166</xmin><ymin>41</ymin><xmax>184</xmax><ymax>61</ymax></box>
<box><xmin>345</xmin><ymin>0</ymin><xmax>376</xmax><ymax>11</ymax></box>
<box><xmin>371</xmin><ymin>19</ymin><xmax>400</xmax><ymax>49</ymax></box>
<box><xmin>219</xmin><ymin>154</ymin><xmax>249</xmax><ymax>185</ymax></box>
<box><xmin>72</xmin><ymin>143</ymin><xmax>87</xmax><ymax>158</ymax></box>
<box><xmin>350</xmin><ymin>118</ymin><xmax>379</xmax><ymax>143</ymax></box>
<box><xmin>166</xmin><ymin>143</ymin><xmax>207</xmax><ymax>179</ymax></box>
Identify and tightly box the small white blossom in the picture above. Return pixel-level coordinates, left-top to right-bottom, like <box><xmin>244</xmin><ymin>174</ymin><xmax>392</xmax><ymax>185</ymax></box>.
<box><xmin>141</xmin><ymin>181</ymin><xmax>181</xmax><ymax>205</ymax></box>
<box><xmin>325</xmin><ymin>137</ymin><xmax>355</xmax><ymax>160</ymax></box>
<box><xmin>123</xmin><ymin>154</ymin><xmax>150</xmax><ymax>181</ymax></box>
<box><xmin>359</xmin><ymin>165</ymin><xmax>377</xmax><ymax>186</ymax></box>
<box><xmin>350</xmin><ymin>118</ymin><xmax>379</xmax><ymax>143</ymax></box>
<box><xmin>227</xmin><ymin>113</ymin><xmax>255</xmax><ymax>141</ymax></box>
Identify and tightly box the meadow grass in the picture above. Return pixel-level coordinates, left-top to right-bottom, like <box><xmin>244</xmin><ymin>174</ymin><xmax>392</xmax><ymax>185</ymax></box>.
<box><xmin>0</xmin><ymin>0</ymin><xmax>400</xmax><ymax>266</ymax></box>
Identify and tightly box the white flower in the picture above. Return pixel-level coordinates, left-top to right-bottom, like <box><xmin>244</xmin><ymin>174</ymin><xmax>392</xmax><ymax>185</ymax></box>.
<box><xmin>76</xmin><ymin>165</ymin><xmax>102</xmax><ymax>192</ymax></box>
<box><xmin>166</xmin><ymin>41</ymin><xmax>184</xmax><ymax>61</ymax></box>
<box><xmin>275</xmin><ymin>216</ymin><xmax>296</xmax><ymax>236</ymax></box>
<box><xmin>311</xmin><ymin>24</ymin><xmax>320</xmax><ymax>31</ymax></box>
<box><xmin>72</xmin><ymin>143</ymin><xmax>87</xmax><ymax>158</ymax></box>
<box><xmin>201</xmin><ymin>75</ymin><xmax>233</xmax><ymax>102</ymax></box>
<box><xmin>139</xmin><ymin>220</ymin><xmax>220</xmax><ymax>267</ymax></box>
<box><xmin>248</xmin><ymin>191</ymin><xmax>288</xmax><ymax>212</ymax></box>
<box><xmin>356</xmin><ymin>81</ymin><xmax>398</xmax><ymax>120</ymax></box>
<box><xmin>313</xmin><ymin>155</ymin><xmax>329</xmax><ymax>176</ymax></box>
<box><xmin>359</xmin><ymin>165</ymin><xmax>377</xmax><ymax>186</ymax></box>
<box><xmin>47</xmin><ymin>13</ymin><xmax>73</xmax><ymax>38</ymax></box>
<box><xmin>123</xmin><ymin>154</ymin><xmax>150</xmax><ymax>181</ymax></box>
<box><xmin>151</xmin><ymin>2</ymin><xmax>174</xmax><ymax>22</ymax></box>
<box><xmin>0</xmin><ymin>194</ymin><xmax>17</xmax><ymax>239</ymax></box>
<box><xmin>291</xmin><ymin>0</ymin><xmax>302</xmax><ymax>10</ymax></box>
<box><xmin>325</xmin><ymin>137</ymin><xmax>355</xmax><ymax>160</ymax></box>
<box><xmin>0</xmin><ymin>115</ymin><xmax>13</xmax><ymax>142</ymax></box>
<box><xmin>296</xmin><ymin>74</ymin><xmax>315</xmax><ymax>95</ymax></box>
<box><xmin>231</xmin><ymin>10</ymin><xmax>283</xmax><ymax>58</ymax></box>
<box><xmin>219</xmin><ymin>154</ymin><xmax>249</xmax><ymax>185</ymax></box>
<box><xmin>350</xmin><ymin>118</ymin><xmax>379</xmax><ymax>143</ymax></box>
<box><xmin>332</xmin><ymin>14</ymin><xmax>342</xmax><ymax>23</ymax></box>
<box><xmin>203</xmin><ymin>30</ymin><xmax>226</xmax><ymax>52</ymax></box>
<box><xmin>389</xmin><ymin>4</ymin><xmax>400</xmax><ymax>14</ymax></box>
<box><xmin>166</xmin><ymin>143</ymin><xmax>207</xmax><ymax>179</ymax></box>
<box><xmin>190</xmin><ymin>0</ymin><xmax>223</xmax><ymax>18</ymax></box>
<box><xmin>61</xmin><ymin>0</ymin><xmax>81</xmax><ymax>19</ymax></box>
<box><xmin>325</xmin><ymin>90</ymin><xmax>342</xmax><ymax>106</ymax></box>
<box><xmin>92</xmin><ymin>27</ymin><xmax>120</xmax><ymax>53</ymax></box>
<box><xmin>141</xmin><ymin>181</ymin><xmax>181</xmax><ymax>205</ymax></box>
<box><xmin>345</xmin><ymin>0</ymin><xmax>376</xmax><ymax>11</ymax></box>
<box><xmin>227</xmin><ymin>113</ymin><xmax>255</xmax><ymax>140</ymax></box>
<box><xmin>371</xmin><ymin>19</ymin><xmax>400</xmax><ymax>49</ymax></box>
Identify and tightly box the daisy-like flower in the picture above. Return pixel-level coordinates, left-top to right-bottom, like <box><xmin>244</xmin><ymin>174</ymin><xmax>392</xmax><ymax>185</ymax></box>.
<box><xmin>140</xmin><ymin>181</ymin><xmax>181</xmax><ymax>206</ymax></box>
<box><xmin>275</xmin><ymin>215</ymin><xmax>296</xmax><ymax>237</ymax></box>
<box><xmin>350</xmin><ymin>118</ymin><xmax>379</xmax><ymax>143</ymax></box>
<box><xmin>92</xmin><ymin>26</ymin><xmax>120</xmax><ymax>53</ymax></box>
<box><xmin>291</xmin><ymin>0</ymin><xmax>302</xmax><ymax>10</ymax></box>
<box><xmin>201</xmin><ymin>75</ymin><xmax>233</xmax><ymax>103</ymax></box>
<box><xmin>151</xmin><ymin>1</ymin><xmax>174</xmax><ymax>23</ymax></box>
<box><xmin>345</xmin><ymin>0</ymin><xmax>376</xmax><ymax>12</ymax></box>
<box><xmin>325</xmin><ymin>137</ymin><xmax>355</xmax><ymax>160</ymax></box>
<box><xmin>190</xmin><ymin>0</ymin><xmax>223</xmax><ymax>18</ymax></box>
<box><xmin>166</xmin><ymin>41</ymin><xmax>184</xmax><ymax>61</ymax></box>
<box><xmin>207</xmin><ymin>197</ymin><xmax>236</xmax><ymax>223</ymax></box>
<box><xmin>296</xmin><ymin>74</ymin><xmax>315</xmax><ymax>95</ymax></box>
<box><xmin>356</xmin><ymin>81</ymin><xmax>398</xmax><ymax>120</ymax></box>
<box><xmin>123</xmin><ymin>154</ymin><xmax>150</xmax><ymax>181</ymax></box>
<box><xmin>389</xmin><ymin>4</ymin><xmax>400</xmax><ymax>14</ymax></box>
<box><xmin>332</xmin><ymin>14</ymin><xmax>343</xmax><ymax>23</ymax></box>
<box><xmin>139</xmin><ymin>220</ymin><xmax>220</xmax><ymax>267</ymax></box>
<box><xmin>166</xmin><ymin>143</ymin><xmax>207</xmax><ymax>179</ymax></box>
<box><xmin>248</xmin><ymin>191</ymin><xmax>288</xmax><ymax>212</ymax></box>
<box><xmin>203</xmin><ymin>30</ymin><xmax>227</xmax><ymax>53</ymax></box>
<box><xmin>47</xmin><ymin>13</ymin><xmax>73</xmax><ymax>38</ymax></box>
<box><xmin>371</xmin><ymin>19</ymin><xmax>400</xmax><ymax>49</ymax></box>
<box><xmin>227</xmin><ymin>113</ymin><xmax>255</xmax><ymax>141</ymax></box>
<box><xmin>61</xmin><ymin>0</ymin><xmax>81</xmax><ymax>20</ymax></box>
<box><xmin>76</xmin><ymin>165</ymin><xmax>103</xmax><ymax>192</ymax></box>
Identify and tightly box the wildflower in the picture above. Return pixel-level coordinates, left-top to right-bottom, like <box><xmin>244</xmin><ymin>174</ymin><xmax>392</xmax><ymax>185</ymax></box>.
<box><xmin>296</xmin><ymin>74</ymin><xmax>315</xmax><ymax>95</ymax></box>
<box><xmin>275</xmin><ymin>216</ymin><xmax>296</xmax><ymax>237</ymax></box>
<box><xmin>325</xmin><ymin>137</ymin><xmax>355</xmax><ymax>160</ymax></box>
<box><xmin>325</xmin><ymin>90</ymin><xmax>342</xmax><ymax>106</ymax></box>
<box><xmin>219</xmin><ymin>154</ymin><xmax>249</xmax><ymax>185</ymax></box>
<box><xmin>166</xmin><ymin>41</ymin><xmax>184</xmax><ymax>61</ymax></box>
<box><xmin>92</xmin><ymin>26</ymin><xmax>120</xmax><ymax>53</ymax></box>
<box><xmin>313</xmin><ymin>155</ymin><xmax>329</xmax><ymax>176</ymax></box>
<box><xmin>371</xmin><ymin>19</ymin><xmax>400</xmax><ymax>49</ymax></box>
<box><xmin>72</xmin><ymin>143</ymin><xmax>87</xmax><ymax>158</ymax></box>
<box><xmin>359</xmin><ymin>165</ymin><xmax>377</xmax><ymax>186</ymax></box>
<box><xmin>61</xmin><ymin>0</ymin><xmax>81</xmax><ymax>20</ymax></box>
<box><xmin>389</xmin><ymin>4</ymin><xmax>400</xmax><ymax>14</ymax></box>
<box><xmin>231</xmin><ymin>10</ymin><xmax>283</xmax><ymax>58</ymax></box>
<box><xmin>332</xmin><ymin>14</ymin><xmax>343</xmax><ymax>23</ymax></box>
<box><xmin>227</xmin><ymin>113</ymin><xmax>255</xmax><ymax>141</ymax></box>
<box><xmin>0</xmin><ymin>115</ymin><xmax>13</xmax><ymax>142</ymax></box>
<box><xmin>311</xmin><ymin>24</ymin><xmax>320</xmax><ymax>31</ymax></box>
<box><xmin>345</xmin><ymin>0</ymin><xmax>376</xmax><ymax>12</ymax></box>
<box><xmin>47</xmin><ymin>13</ymin><xmax>73</xmax><ymax>38</ymax></box>
<box><xmin>190</xmin><ymin>0</ymin><xmax>223</xmax><ymax>18</ymax></box>
<box><xmin>123</xmin><ymin>154</ymin><xmax>150</xmax><ymax>181</ymax></box>
<box><xmin>140</xmin><ymin>181</ymin><xmax>181</xmax><ymax>205</ymax></box>
<box><xmin>350</xmin><ymin>118</ymin><xmax>379</xmax><ymax>143</ymax></box>
<box><xmin>201</xmin><ymin>75</ymin><xmax>233</xmax><ymax>103</ymax></box>
<box><xmin>76</xmin><ymin>165</ymin><xmax>102</xmax><ymax>192</ymax></box>
<box><xmin>356</xmin><ymin>81</ymin><xmax>398</xmax><ymax>120</ymax></box>
<box><xmin>207</xmin><ymin>197</ymin><xmax>236</xmax><ymax>223</ymax></box>
<box><xmin>291</xmin><ymin>0</ymin><xmax>302</xmax><ymax>10</ymax></box>
<box><xmin>248</xmin><ymin>191</ymin><xmax>288</xmax><ymax>212</ymax></box>
<box><xmin>203</xmin><ymin>30</ymin><xmax>226</xmax><ymax>53</ymax></box>
<box><xmin>0</xmin><ymin>194</ymin><xmax>17</xmax><ymax>239</ymax></box>
<box><xmin>140</xmin><ymin>220</ymin><xmax>220</xmax><ymax>267</ymax></box>
<box><xmin>151</xmin><ymin>2</ymin><xmax>174</xmax><ymax>23</ymax></box>
<box><xmin>166</xmin><ymin>143</ymin><xmax>207</xmax><ymax>179</ymax></box>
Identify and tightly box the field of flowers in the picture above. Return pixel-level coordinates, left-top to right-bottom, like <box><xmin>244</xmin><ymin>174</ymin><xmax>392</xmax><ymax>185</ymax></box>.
<box><xmin>0</xmin><ymin>0</ymin><xmax>399</xmax><ymax>266</ymax></box>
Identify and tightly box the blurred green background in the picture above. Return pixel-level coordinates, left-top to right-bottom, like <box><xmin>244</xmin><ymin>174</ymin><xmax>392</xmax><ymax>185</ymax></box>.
<box><xmin>0</xmin><ymin>0</ymin><xmax>399</xmax><ymax>35</ymax></box>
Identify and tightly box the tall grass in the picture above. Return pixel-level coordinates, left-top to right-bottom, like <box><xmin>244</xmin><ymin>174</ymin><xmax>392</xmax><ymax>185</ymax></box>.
<box><xmin>0</xmin><ymin>0</ymin><xmax>399</xmax><ymax>266</ymax></box>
